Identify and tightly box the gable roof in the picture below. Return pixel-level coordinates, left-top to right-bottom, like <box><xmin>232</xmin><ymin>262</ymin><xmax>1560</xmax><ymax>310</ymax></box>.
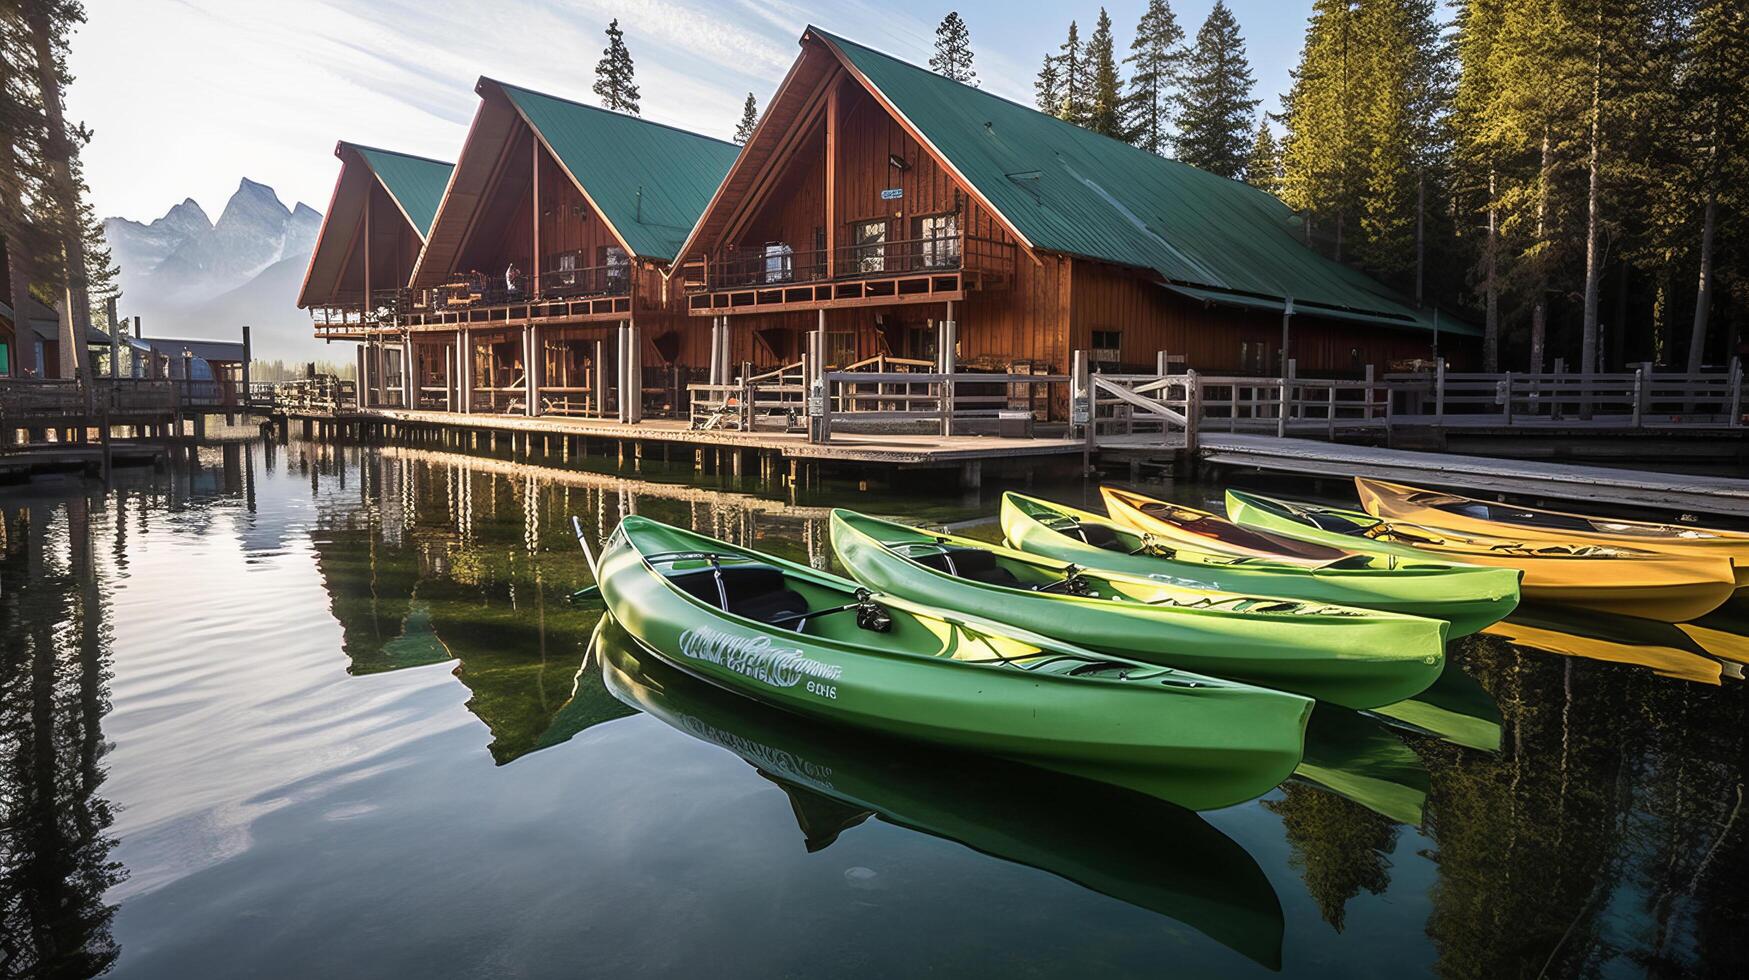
<box><xmin>350</xmin><ymin>144</ymin><xmax>454</xmax><ymax>237</ymax></box>
<box><xmin>493</xmin><ymin>80</ymin><xmax>741</xmax><ymax>262</ymax></box>
<box><xmin>717</xmin><ymin>27</ymin><xmax>1465</xmax><ymax>336</ymax></box>
<box><xmin>298</xmin><ymin>142</ymin><xmax>454</xmax><ymax>308</ymax></box>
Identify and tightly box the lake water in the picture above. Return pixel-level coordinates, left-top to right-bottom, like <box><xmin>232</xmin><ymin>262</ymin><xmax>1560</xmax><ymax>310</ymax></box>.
<box><xmin>2</xmin><ymin>437</ymin><xmax>1745</xmax><ymax>977</ymax></box>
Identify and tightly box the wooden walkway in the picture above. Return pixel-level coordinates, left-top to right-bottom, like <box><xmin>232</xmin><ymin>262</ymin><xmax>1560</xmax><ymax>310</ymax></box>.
<box><xmin>330</xmin><ymin>408</ymin><xmax>1086</xmax><ymax>467</ymax></box>
<box><xmin>1179</xmin><ymin>434</ymin><xmax>1749</xmax><ymax>516</ymax></box>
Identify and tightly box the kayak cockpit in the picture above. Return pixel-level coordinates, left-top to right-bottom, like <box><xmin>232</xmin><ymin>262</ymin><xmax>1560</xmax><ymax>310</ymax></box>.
<box><xmin>887</xmin><ymin>541</ymin><xmax>1098</xmax><ymax>596</ymax></box>
<box><xmin>647</xmin><ymin>551</ymin><xmax>892</xmax><ymax>634</ymax></box>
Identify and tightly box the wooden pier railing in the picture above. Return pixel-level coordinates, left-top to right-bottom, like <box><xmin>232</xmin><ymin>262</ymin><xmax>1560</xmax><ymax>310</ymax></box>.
<box><xmin>1071</xmin><ymin>353</ymin><xmax>1746</xmax><ymax>454</ymax></box>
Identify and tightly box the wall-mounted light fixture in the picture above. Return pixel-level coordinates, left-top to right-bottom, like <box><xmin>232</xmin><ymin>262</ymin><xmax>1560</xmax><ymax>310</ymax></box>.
<box><xmin>888</xmin><ymin>153</ymin><xmax>910</xmax><ymax>171</ymax></box>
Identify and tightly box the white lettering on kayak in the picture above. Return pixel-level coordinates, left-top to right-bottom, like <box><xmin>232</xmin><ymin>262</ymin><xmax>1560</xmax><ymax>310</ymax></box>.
<box><xmin>676</xmin><ymin>625</ymin><xmax>844</xmax><ymax>693</ymax></box>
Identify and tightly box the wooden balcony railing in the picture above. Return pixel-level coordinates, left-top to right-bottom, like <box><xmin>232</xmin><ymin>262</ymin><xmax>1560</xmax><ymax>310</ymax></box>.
<box><xmin>681</xmin><ymin>234</ymin><xmax>1016</xmax><ymax>293</ymax></box>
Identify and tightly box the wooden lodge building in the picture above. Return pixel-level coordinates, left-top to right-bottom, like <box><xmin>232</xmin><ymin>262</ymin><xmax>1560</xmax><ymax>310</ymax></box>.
<box><xmin>299</xmin><ymin>27</ymin><xmax>1472</xmax><ymax>426</ymax></box>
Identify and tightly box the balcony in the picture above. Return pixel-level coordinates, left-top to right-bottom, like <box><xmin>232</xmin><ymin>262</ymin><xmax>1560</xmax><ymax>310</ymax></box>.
<box><xmin>680</xmin><ymin>233</ymin><xmax>1015</xmax><ymax>316</ymax></box>
<box><xmin>310</xmin><ymin>289</ymin><xmax>412</xmax><ymax>339</ymax></box>
<box><xmin>394</xmin><ymin>252</ymin><xmax>634</xmax><ymax>331</ymax></box>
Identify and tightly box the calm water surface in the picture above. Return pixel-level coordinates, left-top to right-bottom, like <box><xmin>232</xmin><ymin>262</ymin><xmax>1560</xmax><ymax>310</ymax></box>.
<box><xmin>2</xmin><ymin>437</ymin><xmax>1745</xmax><ymax>977</ymax></box>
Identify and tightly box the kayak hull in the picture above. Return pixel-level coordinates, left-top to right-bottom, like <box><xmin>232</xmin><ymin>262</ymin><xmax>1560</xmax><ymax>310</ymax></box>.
<box><xmin>1065</xmin><ymin>488</ymin><xmax>1521</xmax><ymax>636</ymax></box>
<box><xmin>599</xmin><ymin>515</ymin><xmax>1311</xmax><ymax>809</ymax></box>
<box><xmin>831</xmin><ymin>509</ymin><xmax>1447</xmax><ymax>709</ymax></box>
<box><xmin>1226</xmin><ymin>490</ymin><xmax>1737</xmax><ymax>623</ymax></box>
<box><xmin>1355</xmin><ymin>477</ymin><xmax>1749</xmax><ymax>590</ymax></box>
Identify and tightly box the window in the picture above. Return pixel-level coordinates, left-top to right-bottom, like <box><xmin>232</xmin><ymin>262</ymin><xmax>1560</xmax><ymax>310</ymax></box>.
<box><xmin>915</xmin><ymin>213</ymin><xmax>961</xmax><ymax>269</ymax></box>
<box><xmin>762</xmin><ymin>242</ymin><xmax>793</xmax><ymax>283</ymax></box>
<box><xmin>0</xmin><ymin>341</ymin><xmax>8</xmax><ymax>376</ymax></box>
<box><xmin>598</xmin><ymin>245</ymin><xmax>629</xmax><ymax>291</ymax></box>
<box><xmin>557</xmin><ymin>250</ymin><xmax>578</xmax><ymax>288</ymax></box>
<box><xmin>853</xmin><ymin>220</ymin><xmax>887</xmax><ymax>274</ymax></box>
<box><xmin>1091</xmin><ymin>329</ymin><xmax>1121</xmax><ymax>366</ymax></box>
<box><xmin>907</xmin><ymin>325</ymin><xmax>937</xmax><ymax>362</ymax></box>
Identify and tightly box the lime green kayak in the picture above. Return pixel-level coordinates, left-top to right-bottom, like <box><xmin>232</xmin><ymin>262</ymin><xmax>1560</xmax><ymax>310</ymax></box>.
<box><xmin>830</xmin><ymin>509</ymin><xmax>1448</xmax><ymax>709</ymax></box>
<box><xmin>597</xmin><ymin>515</ymin><xmax>1311</xmax><ymax>808</ymax></box>
<box><xmin>1003</xmin><ymin>492</ymin><xmax>1519</xmax><ymax>637</ymax></box>
<box><xmin>597</xmin><ymin>617</ymin><xmax>1288</xmax><ymax>966</ymax></box>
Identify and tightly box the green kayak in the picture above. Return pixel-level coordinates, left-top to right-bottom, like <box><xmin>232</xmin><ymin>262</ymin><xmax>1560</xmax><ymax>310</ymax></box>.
<box><xmin>830</xmin><ymin>509</ymin><xmax>1448</xmax><ymax>709</ymax></box>
<box><xmin>1002</xmin><ymin>492</ymin><xmax>1519</xmax><ymax>637</ymax></box>
<box><xmin>597</xmin><ymin>515</ymin><xmax>1311</xmax><ymax>809</ymax></box>
<box><xmin>597</xmin><ymin>618</ymin><xmax>1288</xmax><ymax>966</ymax></box>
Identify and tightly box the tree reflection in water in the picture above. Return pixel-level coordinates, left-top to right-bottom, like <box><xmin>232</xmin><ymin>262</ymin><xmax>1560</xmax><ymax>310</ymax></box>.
<box><xmin>0</xmin><ymin>492</ymin><xmax>126</xmax><ymax>976</ymax></box>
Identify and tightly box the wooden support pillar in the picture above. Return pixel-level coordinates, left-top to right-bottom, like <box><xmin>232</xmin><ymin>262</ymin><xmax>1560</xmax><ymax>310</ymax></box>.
<box><xmin>401</xmin><ymin>333</ymin><xmax>414</xmax><ymax>408</ymax></box>
<box><xmin>939</xmin><ymin>299</ymin><xmax>956</xmax><ymax>437</ymax></box>
<box><xmin>459</xmin><ymin>327</ymin><xmax>472</xmax><ymax>413</ymax></box>
<box><xmin>525</xmin><ymin>324</ymin><xmax>541</xmax><ymax>417</ymax></box>
<box><xmin>594</xmin><ymin>338</ymin><xmax>606</xmax><ymax>417</ymax></box>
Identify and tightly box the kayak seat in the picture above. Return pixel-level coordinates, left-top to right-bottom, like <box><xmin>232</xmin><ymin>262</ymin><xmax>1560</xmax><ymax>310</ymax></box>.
<box><xmin>911</xmin><ymin>547</ymin><xmax>1021</xmax><ymax>587</ymax></box>
<box><xmin>1076</xmin><ymin>522</ymin><xmax>1123</xmax><ymax>550</ymax></box>
<box><xmin>668</xmin><ymin>564</ymin><xmax>811</xmax><ymax>628</ymax></box>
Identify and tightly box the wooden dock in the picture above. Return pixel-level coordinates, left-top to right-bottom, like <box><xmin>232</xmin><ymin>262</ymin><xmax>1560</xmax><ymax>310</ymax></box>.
<box><xmin>1185</xmin><ymin>434</ymin><xmax>1749</xmax><ymax>516</ymax></box>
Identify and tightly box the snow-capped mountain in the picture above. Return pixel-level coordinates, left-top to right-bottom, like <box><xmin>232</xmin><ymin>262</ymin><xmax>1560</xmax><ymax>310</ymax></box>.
<box><xmin>102</xmin><ymin>178</ymin><xmax>322</xmax><ymax>360</ymax></box>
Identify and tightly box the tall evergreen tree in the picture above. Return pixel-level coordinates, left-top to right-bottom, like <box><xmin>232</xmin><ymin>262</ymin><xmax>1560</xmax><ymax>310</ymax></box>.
<box><xmin>1122</xmin><ymin>0</ymin><xmax>1188</xmax><ymax>153</ymax></box>
<box><xmin>1051</xmin><ymin>21</ymin><xmax>1091</xmax><ymax>124</ymax></box>
<box><xmin>1086</xmin><ymin>9</ymin><xmax>1124</xmax><ymax>138</ymax></box>
<box><xmin>1175</xmin><ymin>1</ymin><xmax>1259</xmax><ymax>178</ymax></box>
<box><xmin>1682</xmin><ymin>0</ymin><xmax>1749</xmax><ymax>371</ymax></box>
<box><xmin>930</xmin><ymin>11</ymin><xmax>977</xmax><ymax>85</ymax></box>
<box><xmin>1452</xmin><ymin>0</ymin><xmax>1508</xmax><ymax>369</ymax></box>
<box><xmin>593</xmin><ymin>19</ymin><xmax>641</xmax><ymax>115</ymax></box>
<box><xmin>1281</xmin><ymin>0</ymin><xmax>1365</xmax><ymax>261</ymax></box>
<box><xmin>1034</xmin><ymin>47</ymin><xmax>1063</xmax><ymax>113</ymax></box>
<box><xmin>733</xmin><ymin>93</ymin><xmax>759</xmax><ymax>145</ymax></box>
<box><xmin>1245</xmin><ymin>118</ymin><xmax>1283</xmax><ymax>195</ymax></box>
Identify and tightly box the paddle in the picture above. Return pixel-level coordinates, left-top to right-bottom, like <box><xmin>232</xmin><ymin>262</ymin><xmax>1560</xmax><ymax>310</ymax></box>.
<box><xmin>569</xmin><ymin>516</ymin><xmax>602</xmax><ymax>604</ymax></box>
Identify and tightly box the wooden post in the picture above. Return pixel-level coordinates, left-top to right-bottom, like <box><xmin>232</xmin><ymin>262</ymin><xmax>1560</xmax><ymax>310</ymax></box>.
<box><xmin>594</xmin><ymin>338</ymin><xmax>606</xmax><ymax>418</ymax></box>
<box><xmin>1276</xmin><ymin>359</ymin><xmax>1293</xmax><ymax>438</ymax></box>
<box><xmin>1552</xmin><ymin>357</ymin><xmax>1565</xmax><ymax>421</ymax></box>
<box><xmin>1502</xmin><ymin>372</ymin><xmax>1515</xmax><ymax>424</ymax></box>
<box><xmin>708</xmin><ymin>316</ymin><xmax>723</xmax><ymax>386</ymax></box>
<box><xmin>1434</xmin><ymin>357</ymin><xmax>1446</xmax><ymax>419</ymax></box>
<box><xmin>1363</xmin><ymin>364</ymin><xmax>1375</xmax><ymax>420</ymax></box>
<box><xmin>1632</xmin><ymin>364</ymin><xmax>1645</xmax><ymax>428</ymax></box>
<box><xmin>1183</xmin><ymin>369</ymin><xmax>1200</xmax><ymax>456</ymax></box>
<box><xmin>402</xmin><ymin>333</ymin><xmax>414</xmax><ymax>408</ymax></box>
<box><xmin>356</xmin><ymin>343</ymin><xmax>367</xmax><ymax>408</ymax></box>
<box><xmin>1072</xmin><ymin>349</ymin><xmax>1093</xmax><ymax>472</ymax></box>
<box><xmin>459</xmin><ymin>327</ymin><xmax>472</xmax><ymax>413</ymax></box>
<box><xmin>1326</xmin><ymin>384</ymin><xmax>1336</xmax><ymax>440</ymax></box>
<box><xmin>241</xmin><ymin>324</ymin><xmax>252</xmax><ymax>405</ymax></box>
<box><xmin>1279</xmin><ymin>297</ymin><xmax>1294</xmax><ymax>376</ymax></box>
<box><xmin>525</xmin><ymin>324</ymin><xmax>540</xmax><ymax>417</ymax></box>
<box><xmin>1729</xmin><ymin>356</ymin><xmax>1743</xmax><ymax>427</ymax></box>
<box><xmin>940</xmin><ymin>299</ymin><xmax>956</xmax><ymax>437</ymax></box>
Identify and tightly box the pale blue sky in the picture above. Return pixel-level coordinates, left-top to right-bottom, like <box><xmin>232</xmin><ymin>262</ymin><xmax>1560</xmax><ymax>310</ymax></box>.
<box><xmin>70</xmin><ymin>0</ymin><xmax>1334</xmax><ymax>222</ymax></box>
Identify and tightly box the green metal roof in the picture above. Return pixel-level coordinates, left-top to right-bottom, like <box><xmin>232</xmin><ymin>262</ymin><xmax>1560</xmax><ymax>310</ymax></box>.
<box><xmin>496</xmin><ymin>81</ymin><xmax>741</xmax><ymax>262</ymax></box>
<box><xmin>817</xmin><ymin>28</ymin><xmax>1473</xmax><ymax>336</ymax></box>
<box><xmin>350</xmin><ymin>144</ymin><xmax>454</xmax><ymax>239</ymax></box>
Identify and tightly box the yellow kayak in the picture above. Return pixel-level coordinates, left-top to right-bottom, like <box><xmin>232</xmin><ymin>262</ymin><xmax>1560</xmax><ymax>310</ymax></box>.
<box><xmin>1102</xmin><ymin>486</ymin><xmax>1370</xmax><ymax>566</ymax></box>
<box><xmin>1355</xmin><ymin>477</ymin><xmax>1749</xmax><ymax>589</ymax></box>
<box><xmin>1225</xmin><ymin>489</ymin><xmax>1738</xmax><ymax>623</ymax></box>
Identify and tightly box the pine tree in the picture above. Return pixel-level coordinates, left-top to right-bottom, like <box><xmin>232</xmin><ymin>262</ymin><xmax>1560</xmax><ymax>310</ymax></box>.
<box><xmin>1085</xmin><ymin>9</ymin><xmax>1124</xmax><ymax>138</ymax></box>
<box><xmin>930</xmin><ymin>11</ymin><xmax>977</xmax><ymax>85</ymax></box>
<box><xmin>1034</xmin><ymin>49</ymin><xmax>1063</xmax><ymax>113</ymax></box>
<box><xmin>1175</xmin><ymin>1</ymin><xmax>1259</xmax><ymax>178</ymax></box>
<box><xmin>1452</xmin><ymin>0</ymin><xmax>1508</xmax><ymax>369</ymax></box>
<box><xmin>733</xmin><ymin>93</ymin><xmax>759</xmax><ymax>144</ymax></box>
<box><xmin>1245</xmin><ymin>118</ymin><xmax>1283</xmax><ymax>195</ymax></box>
<box><xmin>1053</xmin><ymin>21</ymin><xmax>1091</xmax><ymax>124</ymax></box>
<box><xmin>1682</xmin><ymin>0</ymin><xmax>1749</xmax><ymax>371</ymax></box>
<box><xmin>593</xmin><ymin>19</ymin><xmax>641</xmax><ymax>115</ymax></box>
<box><xmin>1122</xmin><ymin>0</ymin><xmax>1188</xmax><ymax>154</ymax></box>
<box><xmin>1281</xmin><ymin>0</ymin><xmax>1365</xmax><ymax>261</ymax></box>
